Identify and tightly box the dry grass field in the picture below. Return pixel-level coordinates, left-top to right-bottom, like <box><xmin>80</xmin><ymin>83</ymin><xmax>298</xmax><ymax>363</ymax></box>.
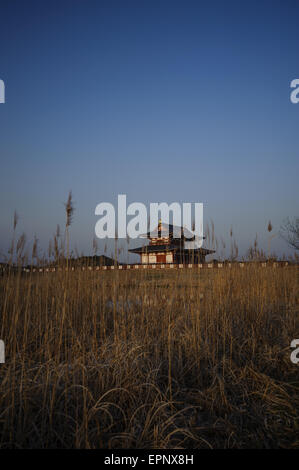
<box><xmin>0</xmin><ymin>265</ymin><xmax>298</xmax><ymax>448</ymax></box>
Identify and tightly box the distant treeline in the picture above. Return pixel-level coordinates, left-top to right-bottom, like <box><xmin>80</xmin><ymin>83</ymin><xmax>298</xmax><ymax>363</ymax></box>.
<box><xmin>0</xmin><ymin>255</ymin><xmax>119</xmax><ymax>270</ymax></box>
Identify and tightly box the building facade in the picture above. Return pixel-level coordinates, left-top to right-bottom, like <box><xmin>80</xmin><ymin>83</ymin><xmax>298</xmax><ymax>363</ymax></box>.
<box><xmin>129</xmin><ymin>221</ymin><xmax>214</xmax><ymax>264</ymax></box>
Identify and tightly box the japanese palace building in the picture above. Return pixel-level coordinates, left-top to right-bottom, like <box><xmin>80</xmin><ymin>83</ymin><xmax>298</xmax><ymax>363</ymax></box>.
<box><xmin>129</xmin><ymin>220</ymin><xmax>214</xmax><ymax>264</ymax></box>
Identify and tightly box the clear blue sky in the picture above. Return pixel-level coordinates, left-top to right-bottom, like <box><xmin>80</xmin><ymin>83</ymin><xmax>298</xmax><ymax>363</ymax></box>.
<box><xmin>0</xmin><ymin>0</ymin><xmax>298</xmax><ymax>260</ymax></box>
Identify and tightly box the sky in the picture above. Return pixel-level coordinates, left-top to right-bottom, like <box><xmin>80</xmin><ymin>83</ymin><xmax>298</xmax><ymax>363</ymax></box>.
<box><xmin>0</xmin><ymin>0</ymin><xmax>298</xmax><ymax>261</ymax></box>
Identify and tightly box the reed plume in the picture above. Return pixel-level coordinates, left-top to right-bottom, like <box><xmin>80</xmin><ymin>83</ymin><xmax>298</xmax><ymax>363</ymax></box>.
<box><xmin>64</xmin><ymin>191</ymin><xmax>74</xmax><ymax>269</ymax></box>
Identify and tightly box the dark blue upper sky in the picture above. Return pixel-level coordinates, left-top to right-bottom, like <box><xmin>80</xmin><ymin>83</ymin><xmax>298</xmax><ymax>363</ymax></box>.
<box><xmin>0</xmin><ymin>0</ymin><xmax>298</xmax><ymax>260</ymax></box>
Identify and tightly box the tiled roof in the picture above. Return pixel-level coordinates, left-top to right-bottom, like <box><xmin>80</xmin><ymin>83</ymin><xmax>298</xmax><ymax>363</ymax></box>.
<box><xmin>140</xmin><ymin>223</ymin><xmax>204</xmax><ymax>241</ymax></box>
<box><xmin>129</xmin><ymin>244</ymin><xmax>176</xmax><ymax>254</ymax></box>
<box><xmin>129</xmin><ymin>244</ymin><xmax>214</xmax><ymax>255</ymax></box>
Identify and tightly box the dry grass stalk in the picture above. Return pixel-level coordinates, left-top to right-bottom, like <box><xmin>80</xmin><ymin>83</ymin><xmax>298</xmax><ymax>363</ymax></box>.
<box><xmin>0</xmin><ymin>262</ymin><xmax>298</xmax><ymax>448</ymax></box>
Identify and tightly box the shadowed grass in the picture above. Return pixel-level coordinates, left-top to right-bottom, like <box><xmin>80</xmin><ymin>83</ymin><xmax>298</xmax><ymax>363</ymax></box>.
<box><xmin>0</xmin><ymin>265</ymin><xmax>298</xmax><ymax>448</ymax></box>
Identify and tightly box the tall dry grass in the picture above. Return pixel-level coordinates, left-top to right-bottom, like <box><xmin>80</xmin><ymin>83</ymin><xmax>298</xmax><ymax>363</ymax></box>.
<box><xmin>0</xmin><ymin>264</ymin><xmax>298</xmax><ymax>448</ymax></box>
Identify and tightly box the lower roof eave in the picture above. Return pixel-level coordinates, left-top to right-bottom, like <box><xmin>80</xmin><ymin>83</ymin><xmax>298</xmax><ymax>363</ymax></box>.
<box><xmin>129</xmin><ymin>246</ymin><xmax>215</xmax><ymax>255</ymax></box>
